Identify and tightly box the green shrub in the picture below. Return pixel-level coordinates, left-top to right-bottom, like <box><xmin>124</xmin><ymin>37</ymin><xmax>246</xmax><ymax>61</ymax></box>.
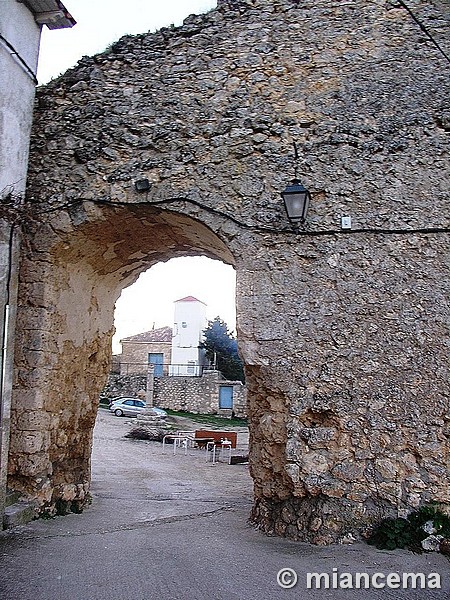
<box><xmin>367</xmin><ymin>517</ymin><xmax>424</xmax><ymax>551</ymax></box>
<box><xmin>408</xmin><ymin>504</ymin><xmax>450</xmax><ymax>539</ymax></box>
<box><xmin>367</xmin><ymin>505</ymin><xmax>450</xmax><ymax>553</ymax></box>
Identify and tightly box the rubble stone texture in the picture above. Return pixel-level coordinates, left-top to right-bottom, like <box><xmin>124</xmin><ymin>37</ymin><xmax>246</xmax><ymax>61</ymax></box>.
<box><xmin>153</xmin><ymin>370</ymin><xmax>247</xmax><ymax>417</ymax></box>
<box><xmin>8</xmin><ymin>0</ymin><xmax>450</xmax><ymax>541</ymax></box>
<box><xmin>102</xmin><ymin>371</ymin><xmax>248</xmax><ymax>417</ymax></box>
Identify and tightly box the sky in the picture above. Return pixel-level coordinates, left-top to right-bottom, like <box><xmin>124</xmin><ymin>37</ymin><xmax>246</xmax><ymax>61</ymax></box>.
<box><xmin>36</xmin><ymin>0</ymin><xmax>236</xmax><ymax>354</ymax></box>
<box><xmin>37</xmin><ymin>0</ymin><xmax>217</xmax><ymax>84</ymax></box>
<box><xmin>113</xmin><ymin>257</ymin><xmax>236</xmax><ymax>354</ymax></box>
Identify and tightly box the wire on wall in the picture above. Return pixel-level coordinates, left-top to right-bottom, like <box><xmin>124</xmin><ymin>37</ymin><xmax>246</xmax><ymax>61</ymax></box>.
<box><xmin>396</xmin><ymin>0</ymin><xmax>450</xmax><ymax>65</ymax></box>
<box><xmin>0</xmin><ymin>33</ymin><xmax>38</xmax><ymax>85</ymax></box>
<box><xmin>14</xmin><ymin>195</ymin><xmax>450</xmax><ymax>239</ymax></box>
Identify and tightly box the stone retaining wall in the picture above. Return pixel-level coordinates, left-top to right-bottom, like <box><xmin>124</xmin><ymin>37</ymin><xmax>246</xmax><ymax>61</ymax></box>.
<box><xmin>153</xmin><ymin>370</ymin><xmax>247</xmax><ymax>417</ymax></box>
<box><xmin>101</xmin><ymin>371</ymin><xmax>247</xmax><ymax>417</ymax></box>
<box><xmin>100</xmin><ymin>374</ymin><xmax>147</xmax><ymax>402</ymax></box>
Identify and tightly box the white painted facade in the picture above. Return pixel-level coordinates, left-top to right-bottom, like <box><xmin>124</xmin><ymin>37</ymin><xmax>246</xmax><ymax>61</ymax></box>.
<box><xmin>169</xmin><ymin>297</ymin><xmax>207</xmax><ymax>376</ymax></box>
<box><xmin>0</xmin><ymin>1</ymin><xmax>42</xmax><ymax>198</ymax></box>
<box><xmin>1</xmin><ymin>1</ymin><xmax>75</xmax><ymax>199</ymax></box>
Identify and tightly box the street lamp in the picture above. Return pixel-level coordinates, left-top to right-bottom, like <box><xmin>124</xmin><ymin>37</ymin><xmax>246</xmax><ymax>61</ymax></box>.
<box><xmin>281</xmin><ymin>142</ymin><xmax>311</xmax><ymax>230</ymax></box>
<box><xmin>281</xmin><ymin>179</ymin><xmax>311</xmax><ymax>228</ymax></box>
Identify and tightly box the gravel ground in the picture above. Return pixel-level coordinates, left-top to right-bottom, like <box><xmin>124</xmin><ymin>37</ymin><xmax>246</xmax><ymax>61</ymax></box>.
<box><xmin>0</xmin><ymin>410</ymin><xmax>448</xmax><ymax>600</ymax></box>
<box><xmin>89</xmin><ymin>408</ymin><xmax>253</xmax><ymax>529</ymax></box>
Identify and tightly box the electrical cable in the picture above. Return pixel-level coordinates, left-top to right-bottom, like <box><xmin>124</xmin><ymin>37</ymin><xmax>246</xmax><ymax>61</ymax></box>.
<box><xmin>396</xmin><ymin>0</ymin><xmax>450</xmax><ymax>65</ymax></box>
<box><xmin>0</xmin><ymin>33</ymin><xmax>38</xmax><ymax>85</ymax></box>
<box><xmin>19</xmin><ymin>196</ymin><xmax>450</xmax><ymax>239</ymax></box>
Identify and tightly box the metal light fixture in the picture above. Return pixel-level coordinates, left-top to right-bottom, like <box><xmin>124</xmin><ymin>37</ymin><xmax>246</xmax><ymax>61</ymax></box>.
<box><xmin>134</xmin><ymin>178</ymin><xmax>151</xmax><ymax>192</ymax></box>
<box><xmin>281</xmin><ymin>143</ymin><xmax>311</xmax><ymax>229</ymax></box>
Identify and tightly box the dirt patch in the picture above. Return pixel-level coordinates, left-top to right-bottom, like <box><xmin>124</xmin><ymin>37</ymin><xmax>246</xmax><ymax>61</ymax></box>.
<box><xmin>91</xmin><ymin>408</ymin><xmax>253</xmax><ymax>526</ymax></box>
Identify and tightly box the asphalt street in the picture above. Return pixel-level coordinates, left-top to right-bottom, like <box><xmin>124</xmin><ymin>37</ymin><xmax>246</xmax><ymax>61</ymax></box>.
<box><xmin>0</xmin><ymin>409</ymin><xmax>448</xmax><ymax>600</ymax></box>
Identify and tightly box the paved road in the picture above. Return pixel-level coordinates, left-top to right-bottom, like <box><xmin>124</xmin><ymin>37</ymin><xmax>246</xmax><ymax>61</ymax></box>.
<box><xmin>1</xmin><ymin>410</ymin><xmax>448</xmax><ymax>599</ymax></box>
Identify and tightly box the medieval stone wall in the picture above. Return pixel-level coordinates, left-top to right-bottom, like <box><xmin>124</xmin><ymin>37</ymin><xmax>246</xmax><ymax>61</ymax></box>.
<box><xmin>7</xmin><ymin>0</ymin><xmax>450</xmax><ymax>541</ymax></box>
<box><xmin>153</xmin><ymin>370</ymin><xmax>247</xmax><ymax>417</ymax></box>
<box><xmin>100</xmin><ymin>374</ymin><xmax>147</xmax><ymax>402</ymax></box>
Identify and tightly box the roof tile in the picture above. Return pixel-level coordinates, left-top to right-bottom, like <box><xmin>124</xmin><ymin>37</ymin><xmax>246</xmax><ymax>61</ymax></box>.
<box><xmin>121</xmin><ymin>326</ymin><xmax>172</xmax><ymax>343</ymax></box>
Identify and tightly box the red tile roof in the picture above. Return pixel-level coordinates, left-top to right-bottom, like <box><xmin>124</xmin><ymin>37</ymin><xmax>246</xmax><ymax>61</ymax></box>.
<box><xmin>120</xmin><ymin>326</ymin><xmax>172</xmax><ymax>343</ymax></box>
<box><xmin>175</xmin><ymin>296</ymin><xmax>206</xmax><ymax>304</ymax></box>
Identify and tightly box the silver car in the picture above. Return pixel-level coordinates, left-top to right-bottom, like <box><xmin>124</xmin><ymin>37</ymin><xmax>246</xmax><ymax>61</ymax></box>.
<box><xmin>109</xmin><ymin>398</ymin><xmax>167</xmax><ymax>418</ymax></box>
<box><xmin>109</xmin><ymin>398</ymin><xmax>145</xmax><ymax>417</ymax></box>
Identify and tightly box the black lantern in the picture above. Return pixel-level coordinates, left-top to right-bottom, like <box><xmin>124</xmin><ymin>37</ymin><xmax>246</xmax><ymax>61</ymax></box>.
<box><xmin>134</xmin><ymin>178</ymin><xmax>151</xmax><ymax>192</ymax></box>
<box><xmin>281</xmin><ymin>179</ymin><xmax>311</xmax><ymax>228</ymax></box>
<box><xmin>281</xmin><ymin>142</ymin><xmax>311</xmax><ymax>229</ymax></box>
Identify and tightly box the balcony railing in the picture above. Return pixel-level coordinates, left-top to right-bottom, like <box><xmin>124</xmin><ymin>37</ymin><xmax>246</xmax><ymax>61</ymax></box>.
<box><xmin>112</xmin><ymin>362</ymin><xmax>209</xmax><ymax>377</ymax></box>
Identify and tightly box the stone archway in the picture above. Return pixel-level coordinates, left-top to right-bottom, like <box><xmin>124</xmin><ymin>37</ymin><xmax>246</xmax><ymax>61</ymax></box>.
<box><xmin>10</xmin><ymin>204</ymin><xmax>239</xmax><ymax>510</ymax></box>
<box><xmin>7</xmin><ymin>0</ymin><xmax>450</xmax><ymax>543</ymax></box>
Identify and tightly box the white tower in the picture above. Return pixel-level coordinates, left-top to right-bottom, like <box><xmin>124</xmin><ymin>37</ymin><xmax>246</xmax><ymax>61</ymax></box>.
<box><xmin>169</xmin><ymin>296</ymin><xmax>207</xmax><ymax>376</ymax></box>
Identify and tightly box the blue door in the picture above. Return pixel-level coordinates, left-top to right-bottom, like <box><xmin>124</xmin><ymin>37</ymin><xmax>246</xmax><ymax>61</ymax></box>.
<box><xmin>219</xmin><ymin>386</ymin><xmax>233</xmax><ymax>409</ymax></box>
<box><xmin>148</xmin><ymin>353</ymin><xmax>164</xmax><ymax>376</ymax></box>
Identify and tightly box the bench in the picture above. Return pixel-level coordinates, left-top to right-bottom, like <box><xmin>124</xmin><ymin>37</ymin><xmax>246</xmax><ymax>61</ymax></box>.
<box><xmin>194</xmin><ymin>430</ymin><xmax>238</xmax><ymax>449</ymax></box>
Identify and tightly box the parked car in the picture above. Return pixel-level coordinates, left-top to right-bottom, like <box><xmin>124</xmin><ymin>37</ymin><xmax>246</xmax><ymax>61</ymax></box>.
<box><xmin>108</xmin><ymin>396</ymin><xmax>132</xmax><ymax>408</ymax></box>
<box><xmin>109</xmin><ymin>398</ymin><xmax>167</xmax><ymax>418</ymax></box>
<box><xmin>109</xmin><ymin>398</ymin><xmax>145</xmax><ymax>417</ymax></box>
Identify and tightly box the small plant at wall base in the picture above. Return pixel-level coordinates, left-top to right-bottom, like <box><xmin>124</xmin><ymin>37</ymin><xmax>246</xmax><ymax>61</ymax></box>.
<box><xmin>367</xmin><ymin>504</ymin><xmax>450</xmax><ymax>554</ymax></box>
<box><xmin>201</xmin><ymin>317</ymin><xmax>245</xmax><ymax>383</ymax></box>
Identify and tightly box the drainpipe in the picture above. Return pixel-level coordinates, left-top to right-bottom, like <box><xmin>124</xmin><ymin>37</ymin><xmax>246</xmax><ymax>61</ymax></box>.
<box><xmin>0</xmin><ymin>222</ymin><xmax>19</xmax><ymax>527</ymax></box>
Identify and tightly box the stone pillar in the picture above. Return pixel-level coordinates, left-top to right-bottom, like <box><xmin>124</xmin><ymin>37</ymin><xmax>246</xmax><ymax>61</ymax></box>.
<box><xmin>130</xmin><ymin>363</ymin><xmax>170</xmax><ymax>437</ymax></box>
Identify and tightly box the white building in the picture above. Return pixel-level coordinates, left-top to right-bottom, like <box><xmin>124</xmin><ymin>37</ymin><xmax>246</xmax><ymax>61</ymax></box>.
<box><xmin>169</xmin><ymin>296</ymin><xmax>207</xmax><ymax>376</ymax></box>
<box><xmin>0</xmin><ymin>1</ymin><xmax>75</xmax><ymax>199</ymax></box>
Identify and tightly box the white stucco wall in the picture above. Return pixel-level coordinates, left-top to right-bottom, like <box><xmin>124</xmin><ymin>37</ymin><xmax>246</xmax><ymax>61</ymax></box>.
<box><xmin>0</xmin><ymin>0</ymin><xmax>41</xmax><ymax>198</ymax></box>
<box><xmin>170</xmin><ymin>298</ymin><xmax>207</xmax><ymax>376</ymax></box>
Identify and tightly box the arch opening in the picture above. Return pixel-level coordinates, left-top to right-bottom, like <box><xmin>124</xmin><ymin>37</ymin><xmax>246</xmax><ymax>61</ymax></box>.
<box><xmin>10</xmin><ymin>203</ymin><xmax>242</xmax><ymax>513</ymax></box>
<box><xmin>106</xmin><ymin>254</ymin><xmax>243</xmax><ymax>410</ymax></box>
<box><xmin>112</xmin><ymin>255</ymin><xmax>237</xmax><ymax>356</ymax></box>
